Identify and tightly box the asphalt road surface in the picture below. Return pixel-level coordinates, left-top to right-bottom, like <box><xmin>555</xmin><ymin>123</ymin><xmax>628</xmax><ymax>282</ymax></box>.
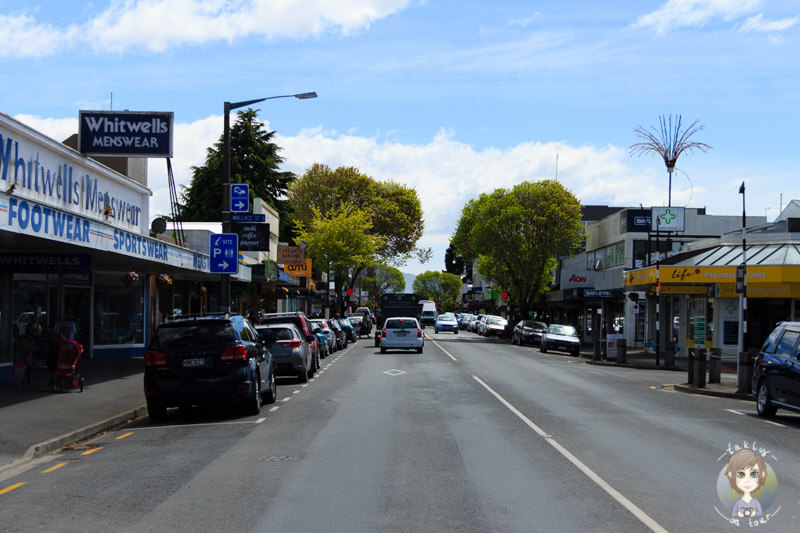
<box><xmin>1</xmin><ymin>330</ymin><xmax>798</xmax><ymax>532</ymax></box>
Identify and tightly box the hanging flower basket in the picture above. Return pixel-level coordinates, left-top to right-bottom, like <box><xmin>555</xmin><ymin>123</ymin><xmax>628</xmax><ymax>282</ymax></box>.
<box><xmin>157</xmin><ymin>274</ymin><xmax>173</xmax><ymax>287</ymax></box>
<box><xmin>123</xmin><ymin>271</ymin><xmax>139</xmax><ymax>288</ymax></box>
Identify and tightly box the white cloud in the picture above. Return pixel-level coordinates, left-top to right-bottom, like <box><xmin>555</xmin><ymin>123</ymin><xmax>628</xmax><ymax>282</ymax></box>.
<box><xmin>0</xmin><ymin>14</ymin><xmax>80</xmax><ymax>58</ymax></box>
<box><xmin>739</xmin><ymin>13</ymin><xmax>798</xmax><ymax>33</ymax></box>
<box><xmin>0</xmin><ymin>0</ymin><xmax>411</xmax><ymax>56</ymax></box>
<box><xmin>12</xmin><ymin>115</ymin><xmax>79</xmax><ymax>144</ymax></box>
<box><xmin>634</xmin><ymin>0</ymin><xmax>762</xmax><ymax>34</ymax></box>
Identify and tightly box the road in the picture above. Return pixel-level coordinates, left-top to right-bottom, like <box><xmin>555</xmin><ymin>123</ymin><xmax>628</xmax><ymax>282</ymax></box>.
<box><xmin>1</xmin><ymin>330</ymin><xmax>798</xmax><ymax>532</ymax></box>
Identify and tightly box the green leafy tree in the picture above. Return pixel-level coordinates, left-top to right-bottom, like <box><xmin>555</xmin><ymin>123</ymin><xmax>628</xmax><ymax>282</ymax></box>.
<box><xmin>412</xmin><ymin>271</ymin><xmax>463</xmax><ymax>312</ymax></box>
<box><xmin>361</xmin><ymin>264</ymin><xmax>406</xmax><ymax>303</ymax></box>
<box><xmin>176</xmin><ymin>108</ymin><xmax>296</xmax><ymax>241</ymax></box>
<box><xmin>288</xmin><ymin>163</ymin><xmax>430</xmax><ymax>291</ymax></box>
<box><xmin>293</xmin><ymin>204</ymin><xmax>384</xmax><ymax>315</ymax></box>
<box><xmin>452</xmin><ymin>180</ymin><xmax>583</xmax><ymax>318</ymax></box>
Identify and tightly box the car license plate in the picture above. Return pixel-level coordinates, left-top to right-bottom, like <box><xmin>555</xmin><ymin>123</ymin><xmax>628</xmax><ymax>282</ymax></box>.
<box><xmin>396</xmin><ymin>331</ymin><xmax>407</xmax><ymax>337</ymax></box>
<box><xmin>182</xmin><ymin>357</ymin><xmax>206</xmax><ymax>368</ymax></box>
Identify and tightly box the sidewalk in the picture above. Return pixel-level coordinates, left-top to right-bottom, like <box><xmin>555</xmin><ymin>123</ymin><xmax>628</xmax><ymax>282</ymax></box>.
<box><xmin>0</xmin><ymin>357</ymin><xmax>146</xmax><ymax>472</ymax></box>
<box><xmin>578</xmin><ymin>347</ymin><xmax>753</xmax><ymax>401</ymax></box>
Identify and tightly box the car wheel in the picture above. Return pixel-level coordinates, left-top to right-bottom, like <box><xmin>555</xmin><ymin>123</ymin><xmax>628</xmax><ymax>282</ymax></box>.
<box><xmin>297</xmin><ymin>358</ymin><xmax>309</xmax><ymax>383</ymax></box>
<box><xmin>756</xmin><ymin>380</ymin><xmax>777</xmax><ymax>418</ymax></box>
<box><xmin>540</xmin><ymin>342</ymin><xmax>547</xmax><ymax>353</ymax></box>
<box><xmin>572</xmin><ymin>347</ymin><xmax>580</xmax><ymax>357</ymax></box>
<box><xmin>380</xmin><ymin>347</ymin><xmax>387</xmax><ymax>353</ymax></box>
<box><xmin>147</xmin><ymin>398</ymin><xmax>167</xmax><ymax>423</ymax></box>
<box><xmin>454</xmin><ymin>330</ymin><xmax>458</xmax><ymax>335</ymax></box>
<box><xmin>417</xmin><ymin>347</ymin><xmax>423</xmax><ymax>353</ymax></box>
<box><xmin>434</xmin><ymin>329</ymin><xmax>438</xmax><ymax>334</ymax></box>
<box><xmin>245</xmin><ymin>374</ymin><xmax>262</xmax><ymax>415</ymax></box>
<box><xmin>262</xmin><ymin>368</ymin><xmax>277</xmax><ymax>404</ymax></box>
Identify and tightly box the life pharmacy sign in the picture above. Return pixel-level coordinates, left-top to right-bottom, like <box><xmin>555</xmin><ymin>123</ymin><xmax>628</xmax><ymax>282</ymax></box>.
<box><xmin>0</xmin><ymin>114</ymin><xmax>148</xmax><ymax>232</ymax></box>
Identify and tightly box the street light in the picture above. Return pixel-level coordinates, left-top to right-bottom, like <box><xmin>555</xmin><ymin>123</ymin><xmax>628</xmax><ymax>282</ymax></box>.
<box><xmin>220</xmin><ymin>91</ymin><xmax>317</xmax><ymax>312</ymax></box>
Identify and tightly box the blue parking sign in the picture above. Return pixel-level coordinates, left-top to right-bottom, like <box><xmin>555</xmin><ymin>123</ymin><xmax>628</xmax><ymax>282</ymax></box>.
<box><xmin>209</xmin><ymin>233</ymin><xmax>239</xmax><ymax>273</ymax></box>
<box><xmin>230</xmin><ymin>184</ymin><xmax>249</xmax><ymax>213</ymax></box>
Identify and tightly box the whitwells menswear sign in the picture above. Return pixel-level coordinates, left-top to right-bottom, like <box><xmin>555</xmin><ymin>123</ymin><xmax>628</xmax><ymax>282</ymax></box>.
<box><xmin>79</xmin><ymin>111</ymin><xmax>174</xmax><ymax>158</ymax></box>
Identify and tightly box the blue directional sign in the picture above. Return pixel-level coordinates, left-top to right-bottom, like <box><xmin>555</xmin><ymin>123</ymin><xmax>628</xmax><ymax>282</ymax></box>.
<box><xmin>230</xmin><ymin>184</ymin><xmax>249</xmax><ymax>213</ymax></box>
<box><xmin>209</xmin><ymin>233</ymin><xmax>239</xmax><ymax>274</ymax></box>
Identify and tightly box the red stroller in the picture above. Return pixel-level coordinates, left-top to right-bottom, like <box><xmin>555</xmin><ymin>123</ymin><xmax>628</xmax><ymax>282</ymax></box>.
<box><xmin>55</xmin><ymin>338</ymin><xmax>84</xmax><ymax>392</ymax></box>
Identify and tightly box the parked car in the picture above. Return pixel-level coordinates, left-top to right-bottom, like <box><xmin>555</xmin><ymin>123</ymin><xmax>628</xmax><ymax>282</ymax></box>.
<box><xmin>540</xmin><ymin>324</ymin><xmax>581</xmax><ymax>356</ymax></box>
<box><xmin>143</xmin><ymin>313</ymin><xmax>275</xmax><ymax>421</ymax></box>
<box><xmin>256</xmin><ymin>323</ymin><xmax>315</xmax><ymax>383</ymax></box>
<box><xmin>261</xmin><ymin>312</ymin><xmax>320</xmax><ymax>372</ymax></box>
<box><xmin>476</xmin><ymin>314</ymin><xmax>502</xmax><ymax>336</ymax></box>
<box><xmin>434</xmin><ymin>313</ymin><xmax>459</xmax><ymax>334</ymax></box>
<box><xmin>327</xmin><ymin>318</ymin><xmax>347</xmax><ymax>350</ymax></box>
<box><xmin>458</xmin><ymin>313</ymin><xmax>474</xmax><ymax>330</ymax></box>
<box><xmin>380</xmin><ymin>317</ymin><xmax>424</xmax><ymax>353</ymax></box>
<box><xmin>309</xmin><ymin>318</ymin><xmax>336</xmax><ymax>355</ymax></box>
<box><xmin>482</xmin><ymin>316</ymin><xmax>508</xmax><ymax>337</ymax></box>
<box><xmin>472</xmin><ymin>314</ymin><xmax>488</xmax><ymax>333</ymax></box>
<box><xmin>338</xmin><ymin>317</ymin><xmax>357</xmax><ymax>343</ymax></box>
<box><xmin>753</xmin><ymin>321</ymin><xmax>800</xmax><ymax>418</ymax></box>
<box><xmin>512</xmin><ymin>320</ymin><xmax>548</xmax><ymax>345</ymax></box>
<box><xmin>348</xmin><ymin>314</ymin><xmax>371</xmax><ymax>338</ymax></box>
<box><xmin>309</xmin><ymin>320</ymin><xmax>330</xmax><ymax>359</ymax></box>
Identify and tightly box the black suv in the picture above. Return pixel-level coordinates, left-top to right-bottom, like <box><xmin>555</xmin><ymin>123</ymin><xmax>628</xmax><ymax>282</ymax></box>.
<box><xmin>144</xmin><ymin>314</ymin><xmax>276</xmax><ymax>421</ymax></box>
<box><xmin>753</xmin><ymin>321</ymin><xmax>800</xmax><ymax>418</ymax></box>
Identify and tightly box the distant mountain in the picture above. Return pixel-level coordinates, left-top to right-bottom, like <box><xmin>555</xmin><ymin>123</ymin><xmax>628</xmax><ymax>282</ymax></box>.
<box><xmin>403</xmin><ymin>272</ymin><xmax>416</xmax><ymax>293</ymax></box>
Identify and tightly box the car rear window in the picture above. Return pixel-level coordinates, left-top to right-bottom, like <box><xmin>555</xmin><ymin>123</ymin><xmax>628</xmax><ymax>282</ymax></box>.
<box><xmin>386</xmin><ymin>319</ymin><xmax>417</xmax><ymax>329</ymax></box>
<box><xmin>154</xmin><ymin>322</ymin><xmax>233</xmax><ymax>347</ymax></box>
<box><xmin>266</xmin><ymin>327</ymin><xmax>295</xmax><ymax>341</ymax></box>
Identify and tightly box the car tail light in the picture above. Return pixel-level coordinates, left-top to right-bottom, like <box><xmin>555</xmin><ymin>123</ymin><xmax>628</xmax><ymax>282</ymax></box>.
<box><xmin>417</xmin><ymin>329</ymin><xmax>422</xmax><ymax>338</ymax></box>
<box><xmin>144</xmin><ymin>350</ymin><xmax>167</xmax><ymax>367</ymax></box>
<box><xmin>220</xmin><ymin>344</ymin><xmax>248</xmax><ymax>361</ymax></box>
<box><xmin>382</xmin><ymin>329</ymin><xmax>386</xmax><ymax>337</ymax></box>
<box><xmin>280</xmin><ymin>339</ymin><xmax>302</xmax><ymax>349</ymax></box>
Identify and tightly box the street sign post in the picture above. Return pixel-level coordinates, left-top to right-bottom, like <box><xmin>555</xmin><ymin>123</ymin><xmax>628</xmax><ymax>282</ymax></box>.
<box><xmin>230</xmin><ymin>184</ymin><xmax>249</xmax><ymax>213</ymax></box>
<box><xmin>209</xmin><ymin>233</ymin><xmax>239</xmax><ymax>274</ymax></box>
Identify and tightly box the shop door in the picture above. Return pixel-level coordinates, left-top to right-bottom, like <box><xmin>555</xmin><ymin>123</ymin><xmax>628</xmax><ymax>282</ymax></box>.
<box><xmin>63</xmin><ymin>287</ymin><xmax>91</xmax><ymax>356</ymax></box>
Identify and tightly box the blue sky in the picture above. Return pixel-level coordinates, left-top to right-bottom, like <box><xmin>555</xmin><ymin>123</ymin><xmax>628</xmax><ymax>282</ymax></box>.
<box><xmin>2</xmin><ymin>0</ymin><xmax>799</xmax><ymax>275</ymax></box>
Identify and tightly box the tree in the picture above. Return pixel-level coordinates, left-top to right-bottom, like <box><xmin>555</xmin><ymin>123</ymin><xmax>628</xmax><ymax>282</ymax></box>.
<box><xmin>630</xmin><ymin>114</ymin><xmax>711</xmax><ymax>207</ymax></box>
<box><xmin>176</xmin><ymin>108</ymin><xmax>297</xmax><ymax>241</ymax></box>
<box><xmin>452</xmin><ymin>180</ymin><xmax>583</xmax><ymax>318</ymax></box>
<box><xmin>412</xmin><ymin>271</ymin><xmax>463</xmax><ymax>312</ymax></box>
<box><xmin>288</xmin><ymin>164</ymin><xmax>429</xmax><ymax>291</ymax></box>
<box><xmin>361</xmin><ymin>264</ymin><xmax>406</xmax><ymax>303</ymax></box>
<box><xmin>293</xmin><ymin>204</ymin><xmax>384</xmax><ymax>315</ymax></box>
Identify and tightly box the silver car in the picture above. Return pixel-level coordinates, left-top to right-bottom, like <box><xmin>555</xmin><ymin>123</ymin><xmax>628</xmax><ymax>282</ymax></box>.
<box><xmin>540</xmin><ymin>324</ymin><xmax>581</xmax><ymax>356</ymax></box>
<box><xmin>380</xmin><ymin>317</ymin><xmax>424</xmax><ymax>353</ymax></box>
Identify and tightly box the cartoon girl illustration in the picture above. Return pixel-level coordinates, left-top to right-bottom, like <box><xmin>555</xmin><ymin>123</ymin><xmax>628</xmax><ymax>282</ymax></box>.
<box><xmin>725</xmin><ymin>449</ymin><xmax>767</xmax><ymax>518</ymax></box>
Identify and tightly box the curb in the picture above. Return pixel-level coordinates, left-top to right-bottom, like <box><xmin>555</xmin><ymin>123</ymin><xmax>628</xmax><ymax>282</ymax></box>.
<box><xmin>0</xmin><ymin>404</ymin><xmax>148</xmax><ymax>475</ymax></box>
<box><xmin>583</xmin><ymin>359</ymin><xmax>686</xmax><ymax>371</ymax></box>
<box><xmin>673</xmin><ymin>384</ymin><xmax>753</xmax><ymax>401</ymax></box>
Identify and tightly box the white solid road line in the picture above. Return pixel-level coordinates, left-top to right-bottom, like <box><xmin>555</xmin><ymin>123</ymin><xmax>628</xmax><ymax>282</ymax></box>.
<box><xmin>472</xmin><ymin>375</ymin><xmax>669</xmax><ymax>533</ymax></box>
<box><xmin>430</xmin><ymin>338</ymin><xmax>458</xmax><ymax>361</ymax></box>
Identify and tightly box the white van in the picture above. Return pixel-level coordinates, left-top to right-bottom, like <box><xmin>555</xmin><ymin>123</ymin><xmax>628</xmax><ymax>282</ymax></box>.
<box><xmin>418</xmin><ymin>300</ymin><xmax>437</xmax><ymax>327</ymax></box>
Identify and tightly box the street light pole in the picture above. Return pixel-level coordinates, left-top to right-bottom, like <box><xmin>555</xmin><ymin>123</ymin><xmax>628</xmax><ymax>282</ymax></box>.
<box><xmin>737</xmin><ymin>182</ymin><xmax>747</xmax><ymax>390</ymax></box>
<box><xmin>220</xmin><ymin>92</ymin><xmax>317</xmax><ymax>312</ymax></box>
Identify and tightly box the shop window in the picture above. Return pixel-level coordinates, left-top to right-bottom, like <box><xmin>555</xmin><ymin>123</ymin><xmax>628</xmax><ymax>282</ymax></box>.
<box><xmin>615</xmin><ymin>242</ymin><xmax>625</xmax><ymax>266</ymax></box>
<box><xmin>586</xmin><ymin>250</ymin><xmax>595</xmax><ymax>270</ymax></box>
<box><xmin>94</xmin><ymin>273</ymin><xmax>144</xmax><ymax>345</ymax></box>
<box><xmin>605</xmin><ymin>245</ymin><xmax>616</xmax><ymax>268</ymax></box>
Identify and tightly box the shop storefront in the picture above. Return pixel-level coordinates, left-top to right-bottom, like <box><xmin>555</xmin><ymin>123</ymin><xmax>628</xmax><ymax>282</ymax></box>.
<box><xmin>624</xmin><ymin>243</ymin><xmax>800</xmax><ymax>359</ymax></box>
<box><xmin>0</xmin><ymin>112</ymin><xmax>223</xmax><ymax>383</ymax></box>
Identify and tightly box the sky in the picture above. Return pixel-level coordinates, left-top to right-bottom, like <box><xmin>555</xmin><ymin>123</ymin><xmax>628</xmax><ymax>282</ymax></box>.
<box><xmin>2</xmin><ymin>0</ymin><xmax>799</xmax><ymax>275</ymax></box>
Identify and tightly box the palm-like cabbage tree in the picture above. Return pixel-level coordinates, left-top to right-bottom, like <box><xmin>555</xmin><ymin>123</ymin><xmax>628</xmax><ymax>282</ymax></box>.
<box><xmin>630</xmin><ymin>115</ymin><xmax>712</xmax><ymax>207</ymax></box>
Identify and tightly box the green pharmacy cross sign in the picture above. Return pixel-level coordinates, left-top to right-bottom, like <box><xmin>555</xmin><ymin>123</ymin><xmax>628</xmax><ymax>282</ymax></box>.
<box><xmin>651</xmin><ymin>206</ymin><xmax>685</xmax><ymax>233</ymax></box>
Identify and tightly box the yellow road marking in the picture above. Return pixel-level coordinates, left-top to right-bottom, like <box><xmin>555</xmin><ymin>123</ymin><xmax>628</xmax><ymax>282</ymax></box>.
<box><xmin>0</xmin><ymin>482</ymin><xmax>26</xmax><ymax>495</ymax></box>
<box><xmin>42</xmin><ymin>462</ymin><xmax>69</xmax><ymax>473</ymax></box>
<box><xmin>115</xmin><ymin>432</ymin><xmax>134</xmax><ymax>440</ymax></box>
<box><xmin>81</xmin><ymin>447</ymin><xmax>104</xmax><ymax>456</ymax></box>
